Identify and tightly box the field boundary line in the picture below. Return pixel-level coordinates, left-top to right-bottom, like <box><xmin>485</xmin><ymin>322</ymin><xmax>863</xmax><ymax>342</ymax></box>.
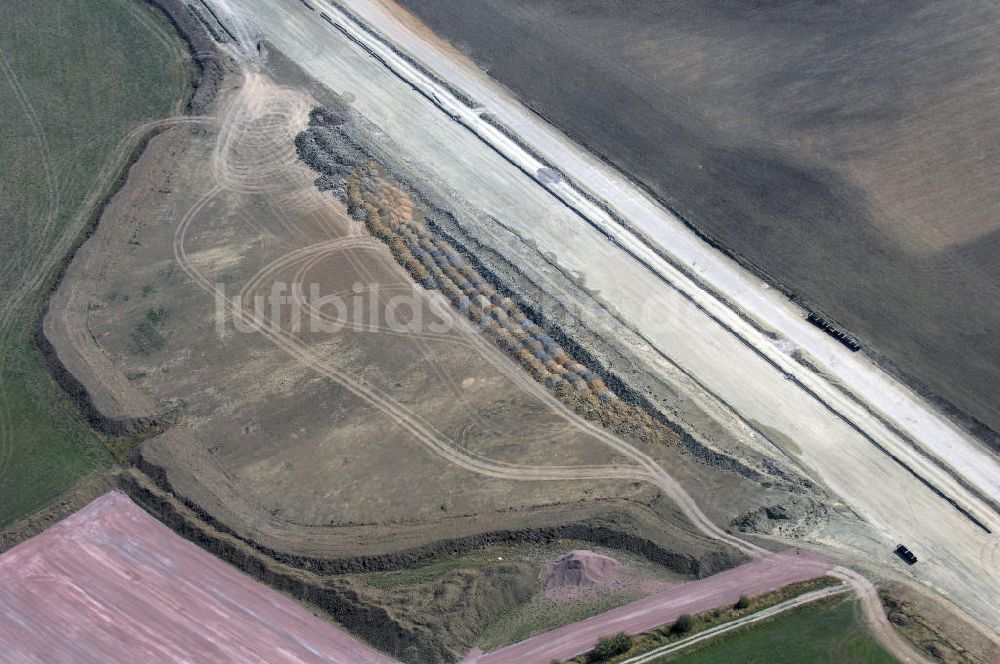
<box><xmin>621</xmin><ymin>584</ymin><xmax>851</xmax><ymax>664</ymax></box>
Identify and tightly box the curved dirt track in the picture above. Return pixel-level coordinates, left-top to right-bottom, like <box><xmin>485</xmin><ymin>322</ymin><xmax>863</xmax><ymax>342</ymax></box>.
<box><xmin>175</xmin><ymin>184</ymin><xmax>653</xmax><ymax>484</ymax></box>
<box><xmin>194</xmin><ymin>0</ymin><xmax>1000</xmax><ymax>653</ymax></box>
<box><xmin>166</xmin><ymin>70</ymin><xmax>927</xmax><ymax>663</ymax></box>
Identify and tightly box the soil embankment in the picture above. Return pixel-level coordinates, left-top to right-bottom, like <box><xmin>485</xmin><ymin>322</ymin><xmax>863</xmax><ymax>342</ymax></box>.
<box><xmin>544</xmin><ymin>550</ymin><xmax>621</xmax><ymax>592</ymax></box>
<box><xmin>35</xmin><ymin>18</ymin><xmax>747</xmax><ymax>663</ymax></box>
<box><xmin>127</xmin><ymin>446</ymin><xmax>740</xmax><ymax>577</ymax></box>
<box><xmin>143</xmin><ymin>0</ymin><xmax>229</xmax><ymax>113</ymax></box>
<box><xmin>119</xmin><ymin>463</ymin><xmax>740</xmax><ymax>662</ymax></box>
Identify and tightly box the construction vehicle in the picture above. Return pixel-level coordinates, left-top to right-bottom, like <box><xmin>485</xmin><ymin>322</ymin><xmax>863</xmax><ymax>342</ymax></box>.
<box><xmin>894</xmin><ymin>544</ymin><xmax>918</xmax><ymax>565</ymax></box>
<box><xmin>806</xmin><ymin>312</ymin><xmax>862</xmax><ymax>352</ymax></box>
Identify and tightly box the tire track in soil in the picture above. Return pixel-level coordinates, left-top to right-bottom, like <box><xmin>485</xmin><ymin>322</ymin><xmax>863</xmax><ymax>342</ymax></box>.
<box><xmin>154</xmin><ymin>67</ymin><xmax>927</xmax><ymax>663</ymax></box>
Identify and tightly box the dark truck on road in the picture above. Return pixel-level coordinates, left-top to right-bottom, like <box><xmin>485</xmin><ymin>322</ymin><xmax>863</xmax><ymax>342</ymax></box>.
<box><xmin>806</xmin><ymin>312</ymin><xmax>862</xmax><ymax>352</ymax></box>
<box><xmin>895</xmin><ymin>544</ymin><xmax>918</xmax><ymax>565</ymax></box>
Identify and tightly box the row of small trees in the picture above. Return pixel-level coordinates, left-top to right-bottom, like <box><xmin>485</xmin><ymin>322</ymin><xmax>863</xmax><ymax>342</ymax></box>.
<box><xmin>583</xmin><ymin>596</ymin><xmax>753</xmax><ymax>662</ymax></box>
<box><xmin>341</xmin><ymin>159</ymin><xmax>684</xmax><ymax>450</ymax></box>
<box><xmin>583</xmin><ymin>614</ymin><xmax>694</xmax><ymax>663</ymax></box>
<box><xmin>298</xmin><ymin>113</ymin><xmax>686</xmax><ymax>452</ymax></box>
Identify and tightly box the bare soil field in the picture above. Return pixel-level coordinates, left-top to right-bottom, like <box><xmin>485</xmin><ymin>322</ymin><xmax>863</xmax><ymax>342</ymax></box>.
<box><xmin>41</xmin><ymin>43</ymin><xmax>759</xmax><ymax>659</ymax></box>
<box><xmin>37</xmin><ymin>3</ymin><xmax>991</xmax><ymax>661</ymax></box>
<box><xmin>46</xmin><ymin>68</ymin><xmax>728</xmax><ymax>556</ymax></box>
<box><xmin>395</xmin><ymin>0</ymin><xmax>1000</xmax><ymax>443</ymax></box>
<box><xmin>123</xmin><ymin>464</ymin><xmax>739</xmax><ymax>662</ymax></box>
<box><xmin>243</xmin><ymin>2</ymin><xmax>997</xmax><ymax>640</ymax></box>
<box><xmin>0</xmin><ymin>491</ymin><xmax>394</xmax><ymax>664</ymax></box>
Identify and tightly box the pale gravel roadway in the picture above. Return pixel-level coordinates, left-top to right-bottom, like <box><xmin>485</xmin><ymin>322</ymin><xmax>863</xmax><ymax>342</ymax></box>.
<box><xmin>310</xmin><ymin>0</ymin><xmax>1000</xmax><ymax>543</ymax></box>
<box><xmin>339</xmin><ymin>0</ymin><xmax>1000</xmax><ymax>511</ymax></box>
<box><xmin>195</xmin><ymin>0</ymin><xmax>1000</xmax><ymax>634</ymax></box>
<box><xmin>184</xmin><ymin>0</ymin><xmax>998</xmax><ymax>652</ymax></box>
<box><xmin>305</xmin><ymin>0</ymin><xmax>1000</xmax><ymax>539</ymax></box>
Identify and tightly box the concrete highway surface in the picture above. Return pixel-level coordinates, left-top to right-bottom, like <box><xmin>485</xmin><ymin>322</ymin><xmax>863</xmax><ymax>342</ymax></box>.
<box><xmin>310</xmin><ymin>0</ymin><xmax>1000</xmax><ymax>531</ymax></box>
<box><xmin>0</xmin><ymin>492</ymin><xmax>397</xmax><ymax>664</ymax></box>
<box><xmin>464</xmin><ymin>549</ymin><xmax>832</xmax><ymax>663</ymax></box>
<box><xmin>331</xmin><ymin>0</ymin><xmax>1000</xmax><ymax>514</ymax></box>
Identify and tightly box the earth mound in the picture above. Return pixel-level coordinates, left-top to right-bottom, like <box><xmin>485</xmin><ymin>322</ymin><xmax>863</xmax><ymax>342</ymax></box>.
<box><xmin>544</xmin><ymin>550</ymin><xmax>622</xmax><ymax>591</ymax></box>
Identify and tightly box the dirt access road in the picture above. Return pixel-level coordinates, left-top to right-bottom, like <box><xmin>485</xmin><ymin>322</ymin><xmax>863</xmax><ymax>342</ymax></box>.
<box><xmin>466</xmin><ymin>550</ymin><xmax>832</xmax><ymax>663</ymax></box>
<box><xmin>171</xmin><ymin>92</ymin><xmax>924</xmax><ymax>662</ymax></box>
<box><xmin>0</xmin><ymin>492</ymin><xmax>397</xmax><ymax>664</ymax></box>
<box><xmin>199</xmin><ymin>0</ymin><xmax>999</xmax><ymax>633</ymax></box>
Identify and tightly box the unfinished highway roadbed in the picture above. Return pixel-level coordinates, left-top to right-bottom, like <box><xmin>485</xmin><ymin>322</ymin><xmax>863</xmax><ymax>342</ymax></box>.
<box><xmin>199</xmin><ymin>0</ymin><xmax>1000</xmax><ymax>630</ymax></box>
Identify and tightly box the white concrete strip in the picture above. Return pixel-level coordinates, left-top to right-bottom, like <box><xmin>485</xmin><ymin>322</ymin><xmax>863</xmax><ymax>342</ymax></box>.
<box><xmin>327</xmin><ymin>0</ymin><xmax>1000</xmax><ymax>515</ymax></box>
<box><xmin>200</xmin><ymin>0</ymin><xmax>1000</xmax><ymax>629</ymax></box>
<box><xmin>314</xmin><ymin>0</ymin><xmax>1000</xmax><ymax>522</ymax></box>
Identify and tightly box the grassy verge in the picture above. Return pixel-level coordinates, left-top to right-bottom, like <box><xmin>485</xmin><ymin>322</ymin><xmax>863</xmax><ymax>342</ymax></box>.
<box><xmin>359</xmin><ymin>539</ymin><xmax>686</xmax><ymax>651</ymax></box>
<box><xmin>360</xmin><ymin>547</ymin><xmax>516</xmax><ymax>590</ymax></box>
<box><xmin>661</xmin><ymin>595</ymin><xmax>896</xmax><ymax>663</ymax></box>
<box><xmin>564</xmin><ymin>576</ymin><xmax>843</xmax><ymax>663</ymax></box>
<box><xmin>480</xmin><ymin>591</ymin><xmax>636</xmax><ymax>652</ymax></box>
<box><xmin>0</xmin><ymin>0</ymin><xmax>190</xmax><ymax>527</ymax></box>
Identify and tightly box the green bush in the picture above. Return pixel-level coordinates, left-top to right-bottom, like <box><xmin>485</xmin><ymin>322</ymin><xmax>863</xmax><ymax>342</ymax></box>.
<box><xmin>736</xmin><ymin>595</ymin><xmax>751</xmax><ymax>610</ymax></box>
<box><xmin>672</xmin><ymin>613</ymin><xmax>695</xmax><ymax>634</ymax></box>
<box><xmin>589</xmin><ymin>631</ymin><xmax>632</xmax><ymax>661</ymax></box>
<box><xmin>146</xmin><ymin>307</ymin><xmax>168</xmax><ymax>325</ymax></box>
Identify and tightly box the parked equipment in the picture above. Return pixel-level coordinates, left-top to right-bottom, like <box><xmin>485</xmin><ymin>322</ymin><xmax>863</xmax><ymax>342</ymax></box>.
<box><xmin>806</xmin><ymin>312</ymin><xmax>862</xmax><ymax>352</ymax></box>
<box><xmin>894</xmin><ymin>544</ymin><xmax>918</xmax><ymax>565</ymax></box>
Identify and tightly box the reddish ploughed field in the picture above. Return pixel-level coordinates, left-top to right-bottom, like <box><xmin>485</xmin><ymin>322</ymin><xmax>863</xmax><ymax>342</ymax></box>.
<box><xmin>0</xmin><ymin>491</ymin><xmax>396</xmax><ymax>664</ymax></box>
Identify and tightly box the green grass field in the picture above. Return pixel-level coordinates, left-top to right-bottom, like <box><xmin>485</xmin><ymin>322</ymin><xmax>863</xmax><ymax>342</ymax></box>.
<box><xmin>361</xmin><ymin>553</ymin><xmax>503</xmax><ymax>590</ymax></box>
<box><xmin>665</xmin><ymin>597</ymin><xmax>896</xmax><ymax>664</ymax></box>
<box><xmin>0</xmin><ymin>0</ymin><xmax>190</xmax><ymax>527</ymax></box>
<box><xmin>481</xmin><ymin>591</ymin><xmax>636</xmax><ymax>652</ymax></box>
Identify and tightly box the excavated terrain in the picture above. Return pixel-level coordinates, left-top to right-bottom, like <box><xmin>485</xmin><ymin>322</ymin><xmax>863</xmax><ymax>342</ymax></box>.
<box><xmin>35</xmin><ymin>31</ymin><xmax>793</xmax><ymax>660</ymax></box>
<box><xmin>31</xmin><ymin>3</ymin><xmax>1000</xmax><ymax>661</ymax></box>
